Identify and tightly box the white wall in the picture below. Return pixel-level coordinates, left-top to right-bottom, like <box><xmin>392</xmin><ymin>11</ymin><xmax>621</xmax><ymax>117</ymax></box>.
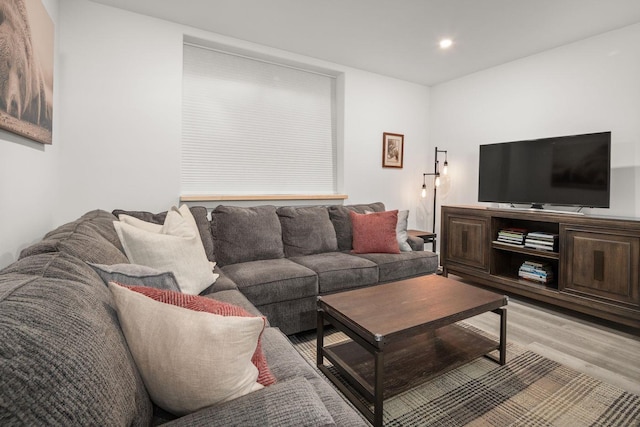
<box><xmin>0</xmin><ymin>0</ymin><xmax>432</xmax><ymax>268</ymax></box>
<box><xmin>54</xmin><ymin>0</ymin><xmax>429</xmax><ymax>221</ymax></box>
<box><xmin>12</xmin><ymin>2</ymin><xmax>635</xmax><ymax>269</ymax></box>
<box><xmin>0</xmin><ymin>0</ymin><xmax>60</xmax><ymax>268</ymax></box>
<box><xmin>430</xmin><ymin>23</ymin><xmax>640</xmax><ymax>224</ymax></box>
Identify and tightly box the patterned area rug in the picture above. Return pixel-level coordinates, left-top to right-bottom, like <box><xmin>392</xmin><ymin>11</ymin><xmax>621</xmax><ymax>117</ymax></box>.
<box><xmin>289</xmin><ymin>325</ymin><xmax>640</xmax><ymax>426</ymax></box>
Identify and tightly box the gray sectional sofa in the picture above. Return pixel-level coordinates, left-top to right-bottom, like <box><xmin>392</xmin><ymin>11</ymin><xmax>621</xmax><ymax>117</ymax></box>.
<box><xmin>0</xmin><ymin>202</ymin><xmax>437</xmax><ymax>425</ymax></box>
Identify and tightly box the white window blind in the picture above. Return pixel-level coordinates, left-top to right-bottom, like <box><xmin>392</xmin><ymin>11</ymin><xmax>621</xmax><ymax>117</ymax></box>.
<box><xmin>181</xmin><ymin>44</ymin><xmax>337</xmax><ymax>196</ymax></box>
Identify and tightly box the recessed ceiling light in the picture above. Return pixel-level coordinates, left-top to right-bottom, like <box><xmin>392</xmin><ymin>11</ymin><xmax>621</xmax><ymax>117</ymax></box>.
<box><xmin>439</xmin><ymin>38</ymin><xmax>453</xmax><ymax>49</ymax></box>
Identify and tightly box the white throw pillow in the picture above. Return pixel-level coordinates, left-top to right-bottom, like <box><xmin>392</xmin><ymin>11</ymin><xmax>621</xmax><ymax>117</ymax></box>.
<box><xmin>396</xmin><ymin>210</ymin><xmax>412</xmax><ymax>252</ymax></box>
<box><xmin>114</xmin><ymin>206</ymin><xmax>217</xmax><ymax>294</ymax></box>
<box><xmin>109</xmin><ymin>283</ymin><xmax>264</xmax><ymax>415</ymax></box>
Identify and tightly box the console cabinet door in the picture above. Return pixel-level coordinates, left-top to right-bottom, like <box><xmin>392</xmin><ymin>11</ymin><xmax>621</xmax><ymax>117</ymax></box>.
<box><xmin>444</xmin><ymin>215</ymin><xmax>489</xmax><ymax>270</ymax></box>
<box><xmin>562</xmin><ymin>227</ymin><xmax>640</xmax><ymax>307</ymax></box>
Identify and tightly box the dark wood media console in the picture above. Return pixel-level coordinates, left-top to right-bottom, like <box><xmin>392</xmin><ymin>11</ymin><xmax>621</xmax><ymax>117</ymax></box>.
<box><xmin>441</xmin><ymin>205</ymin><xmax>640</xmax><ymax>330</ymax></box>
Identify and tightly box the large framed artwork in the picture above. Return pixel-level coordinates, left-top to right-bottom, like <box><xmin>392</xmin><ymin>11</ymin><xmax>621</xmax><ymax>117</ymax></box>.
<box><xmin>382</xmin><ymin>132</ymin><xmax>404</xmax><ymax>168</ymax></box>
<box><xmin>0</xmin><ymin>0</ymin><xmax>54</xmax><ymax>145</ymax></box>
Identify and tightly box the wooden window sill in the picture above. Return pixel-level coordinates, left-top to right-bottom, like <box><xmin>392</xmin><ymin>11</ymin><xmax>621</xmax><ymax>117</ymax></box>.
<box><xmin>180</xmin><ymin>194</ymin><xmax>348</xmax><ymax>202</ymax></box>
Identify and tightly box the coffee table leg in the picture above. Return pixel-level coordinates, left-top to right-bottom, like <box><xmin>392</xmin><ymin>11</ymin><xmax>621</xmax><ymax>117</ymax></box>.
<box><xmin>317</xmin><ymin>308</ymin><xmax>324</xmax><ymax>367</ymax></box>
<box><xmin>374</xmin><ymin>349</ymin><xmax>384</xmax><ymax>427</ymax></box>
<box><xmin>498</xmin><ymin>307</ymin><xmax>507</xmax><ymax>365</ymax></box>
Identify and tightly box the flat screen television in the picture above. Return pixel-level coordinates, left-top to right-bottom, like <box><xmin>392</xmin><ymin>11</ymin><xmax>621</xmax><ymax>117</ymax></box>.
<box><xmin>478</xmin><ymin>131</ymin><xmax>611</xmax><ymax>209</ymax></box>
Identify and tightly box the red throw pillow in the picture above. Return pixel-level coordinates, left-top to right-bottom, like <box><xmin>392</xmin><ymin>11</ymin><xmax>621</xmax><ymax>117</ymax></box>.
<box><xmin>350</xmin><ymin>210</ymin><xmax>400</xmax><ymax>254</ymax></box>
<box><xmin>120</xmin><ymin>284</ymin><xmax>276</xmax><ymax>387</ymax></box>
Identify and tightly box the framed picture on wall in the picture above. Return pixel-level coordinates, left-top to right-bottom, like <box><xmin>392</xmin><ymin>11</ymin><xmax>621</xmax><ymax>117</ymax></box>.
<box><xmin>0</xmin><ymin>0</ymin><xmax>54</xmax><ymax>145</ymax></box>
<box><xmin>382</xmin><ymin>132</ymin><xmax>404</xmax><ymax>168</ymax></box>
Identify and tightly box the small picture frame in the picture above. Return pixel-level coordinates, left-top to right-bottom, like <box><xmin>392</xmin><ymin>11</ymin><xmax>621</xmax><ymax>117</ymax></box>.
<box><xmin>382</xmin><ymin>132</ymin><xmax>404</xmax><ymax>168</ymax></box>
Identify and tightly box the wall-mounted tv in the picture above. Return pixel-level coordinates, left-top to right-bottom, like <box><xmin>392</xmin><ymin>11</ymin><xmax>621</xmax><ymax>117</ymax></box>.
<box><xmin>478</xmin><ymin>131</ymin><xmax>611</xmax><ymax>209</ymax></box>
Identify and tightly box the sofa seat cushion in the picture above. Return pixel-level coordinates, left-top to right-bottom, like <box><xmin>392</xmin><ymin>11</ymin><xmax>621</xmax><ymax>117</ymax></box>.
<box><xmin>328</xmin><ymin>202</ymin><xmax>385</xmax><ymax>251</ymax></box>
<box><xmin>259</xmin><ymin>328</ymin><xmax>369</xmax><ymax>426</ymax></box>
<box><xmin>256</xmin><ymin>296</ymin><xmax>317</xmax><ymax>335</ymax></box>
<box><xmin>199</xmin><ymin>266</ymin><xmax>238</xmax><ymax>294</ymax></box>
<box><xmin>211</xmin><ymin>205</ymin><xmax>285</xmax><ymax>266</ymax></box>
<box><xmin>163</xmin><ymin>377</ymin><xmax>336</xmax><ymax>427</ymax></box>
<box><xmin>222</xmin><ymin>258</ymin><xmax>317</xmax><ymax>306</ymax></box>
<box><xmin>0</xmin><ymin>254</ymin><xmax>152</xmax><ymax>426</ymax></box>
<box><xmin>277</xmin><ymin>206</ymin><xmax>338</xmax><ymax>257</ymax></box>
<box><xmin>354</xmin><ymin>251</ymin><xmax>439</xmax><ymax>282</ymax></box>
<box><xmin>289</xmin><ymin>252</ymin><xmax>378</xmax><ymax>294</ymax></box>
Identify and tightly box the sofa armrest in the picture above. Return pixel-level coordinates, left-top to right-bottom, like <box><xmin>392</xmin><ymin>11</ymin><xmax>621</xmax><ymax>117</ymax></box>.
<box><xmin>164</xmin><ymin>377</ymin><xmax>337</xmax><ymax>427</ymax></box>
<box><xmin>407</xmin><ymin>235</ymin><xmax>424</xmax><ymax>251</ymax></box>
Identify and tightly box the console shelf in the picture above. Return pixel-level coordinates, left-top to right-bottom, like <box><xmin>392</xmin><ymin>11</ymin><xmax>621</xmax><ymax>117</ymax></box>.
<box><xmin>491</xmin><ymin>241</ymin><xmax>559</xmax><ymax>260</ymax></box>
<box><xmin>441</xmin><ymin>205</ymin><xmax>640</xmax><ymax>329</ymax></box>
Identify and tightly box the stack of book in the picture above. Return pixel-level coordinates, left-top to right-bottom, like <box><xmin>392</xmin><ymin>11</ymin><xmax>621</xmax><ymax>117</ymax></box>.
<box><xmin>524</xmin><ymin>232</ymin><xmax>559</xmax><ymax>252</ymax></box>
<box><xmin>518</xmin><ymin>261</ymin><xmax>554</xmax><ymax>284</ymax></box>
<box><xmin>496</xmin><ymin>227</ymin><xmax>527</xmax><ymax>247</ymax></box>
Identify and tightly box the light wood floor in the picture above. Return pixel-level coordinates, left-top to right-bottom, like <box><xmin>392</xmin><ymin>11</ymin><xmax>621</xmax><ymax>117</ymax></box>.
<box><xmin>453</xmin><ymin>276</ymin><xmax>640</xmax><ymax>395</ymax></box>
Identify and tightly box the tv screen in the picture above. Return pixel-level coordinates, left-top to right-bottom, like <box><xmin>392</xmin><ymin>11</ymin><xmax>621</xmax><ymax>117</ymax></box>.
<box><xmin>478</xmin><ymin>132</ymin><xmax>611</xmax><ymax>208</ymax></box>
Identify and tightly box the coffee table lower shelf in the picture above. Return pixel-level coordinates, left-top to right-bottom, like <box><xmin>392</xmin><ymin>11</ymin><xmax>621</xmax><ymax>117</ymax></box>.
<box><xmin>321</xmin><ymin>323</ymin><xmax>500</xmax><ymax>402</ymax></box>
<box><xmin>316</xmin><ymin>277</ymin><xmax>508</xmax><ymax>426</ymax></box>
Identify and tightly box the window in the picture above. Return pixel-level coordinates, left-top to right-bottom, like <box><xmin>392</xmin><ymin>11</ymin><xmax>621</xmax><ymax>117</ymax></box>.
<box><xmin>181</xmin><ymin>43</ymin><xmax>338</xmax><ymax>197</ymax></box>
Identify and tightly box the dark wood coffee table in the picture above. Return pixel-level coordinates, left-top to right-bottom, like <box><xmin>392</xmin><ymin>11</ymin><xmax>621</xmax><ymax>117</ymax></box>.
<box><xmin>316</xmin><ymin>275</ymin><xmax>507</xmax><ymax>426</ymax></box>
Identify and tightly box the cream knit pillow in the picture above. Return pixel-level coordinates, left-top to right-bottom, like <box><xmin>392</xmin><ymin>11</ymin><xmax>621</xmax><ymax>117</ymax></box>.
<box><xmin>109</xmin><ymin>283</ymin><xmax>264</xmax><ymax>415</ymax></box>
<box><xmin>114</xmin><ymin>206</ymin><xmax>217</xmax><ymax>294</ymax></box>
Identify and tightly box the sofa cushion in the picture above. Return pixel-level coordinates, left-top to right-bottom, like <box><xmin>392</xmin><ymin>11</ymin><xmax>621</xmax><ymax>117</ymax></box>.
<box><xmin>355</xmin><ymin>251</ymin><xmax>439</xmax><ymax>282</ymax></box>
<box><xmin>211</xmin><ymin>205</ymin><xmax>285</xmax><ymax>266</ymax></box>
<box><xmin>89</xmin><ymin>262</ymin><xmax>181</xmax><ymax>291</ymax></box>
<box><xmin>289</xmin><ymin>252</ymin><xmax>378</xmax><ymax>294</ymax></box>
<box><xmin>255</xmin><ymin>296</ymin><xmax>317</xmax><ymax>335</ymax></box>
<box><xmin>0</xmin><ymin>254</ymin><xmax>152</xmax><ymax>426</ymax></box>
<box><xmin>42</xmin><ymin>209</ymin><xmax>126</xmax><ymax>252</ymax></box>
<box><xmin>4</xmin><ymin>251</ymin><xmax>108</xmax><ymax>284</ymax></box>
<box><xmin>114</xmin><ymin>207</ymin><xmax>217</xmax><ymax>295</ymax></box>
<box><xmin>328</xmin><ymin>202</ymin><xmax>385</xmax><ymax>251</ymax></box>
<box><xmin>118</xmin><ymin>214</ymin><xmax>163</xmax><ymax>232</ymax></box>
<box><xmin>199</xmin><ymin>266</ymin><xmax>239</xmax><ymax>294</ymax></box>
<box><xmin>19</xmin><ymin>221</ymin><xmax>129</xmax><ymax>265</ymax></box>
<box><xmin>205</xmin><ymin>288</ymin><xmax>266</xmax><ymax>320</ymax></box>
<box><xmin>163</xmin><ymin>377</ymin><xmax>336</xmax><ymax>427</ymax></box>
<box><xmin>222</xmin><ymin>258</ymin><xmax>317</xmax><ymax>306</ymax></box>
<box><xmin>350</xmin><ymin>210</ymin><xmax>400</xmax><ymax>254</ymax></box>
<box><xmin>109</xmin><ymin>283</ymin><xmax>264</xmax><ymax>416</ymax></box>
<box><xmin>123</xmin><ymin>284</ymin><xmax>275</xmax><ymax>387</ymax></box>
<box><xmin>112</xmin><ymin>208</ymin><xmax>168</xmax><ymax>224</ymax></box>
<box><xmin>260</xmin><ymin>328</ymin><xmax>369</xmax><ymax>426</ymax></box>
<box><xmin>277</xmin><ymin>206</ymin><xmax>338</xmax><ymax>257</ymax></box>
<box><xmin>113</xmin><ymin>206</ymin><xmax>215</xmax><ymax>262</ymax></box>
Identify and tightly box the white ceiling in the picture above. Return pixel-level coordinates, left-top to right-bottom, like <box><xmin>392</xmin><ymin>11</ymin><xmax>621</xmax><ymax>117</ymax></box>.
<box><xmin>88</xmin><ymin>0</ymin><xmax>640</xmax><ymax>86</ymax></box>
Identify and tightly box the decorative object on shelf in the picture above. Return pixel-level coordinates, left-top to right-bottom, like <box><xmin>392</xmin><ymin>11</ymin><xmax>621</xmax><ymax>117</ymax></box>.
<box><xmin>382</xmin><ymin>132</ymin><xmax>404</xmax><ymax>168</ymax></box>
<box><xmin>421</xmin><ymin>147</ymin><xmax>449</xmax><ymax>233</ymax></box>
<box><xmin>0</xmin><ymin>0</ymin><xmax>54</xmax><ymax>145</ymax></box>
